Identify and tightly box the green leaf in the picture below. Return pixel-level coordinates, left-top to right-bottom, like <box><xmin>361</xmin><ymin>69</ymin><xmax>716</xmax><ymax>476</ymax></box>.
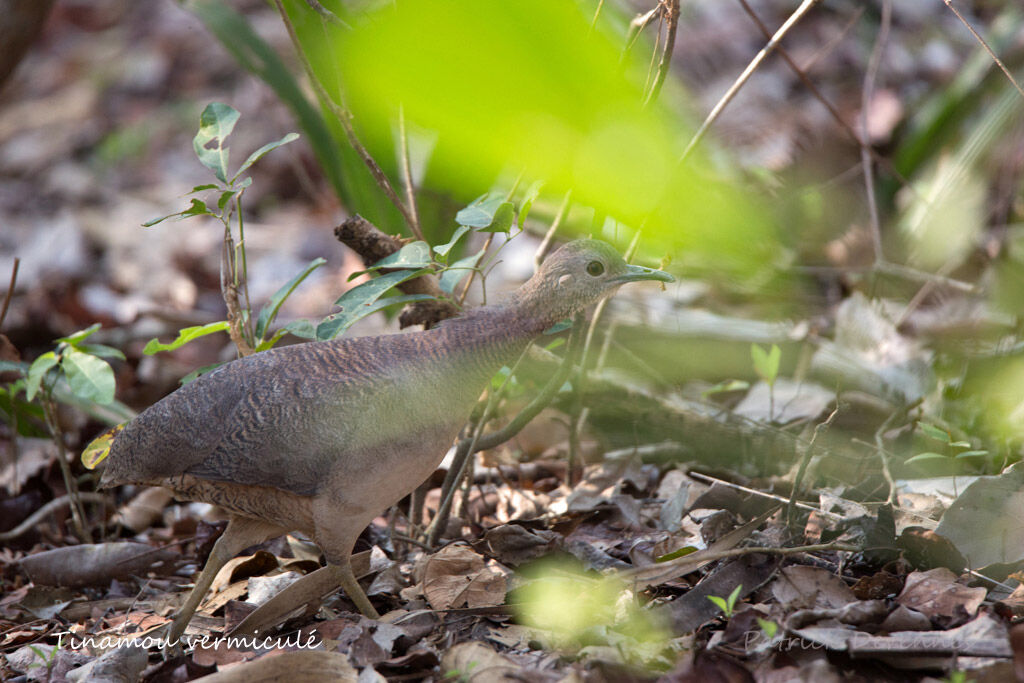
<box><xmin>707</xmin><ymin>596</ymin><xmax>728</xmax><ymax>614</ymax></box>
<box><xmin>702</xmin><ymin>379</ymin><xmax>751</xmax><ymax>398</ymax></box>
<box><xmin>217</xmin><ymin>189</ymin><xmax>238</xmax><ymax>211</ymax></box>
<box><xmin>919</xmin><ymin>422</ymin><xmax>951</xmax><ymax>443</ymax></box>
<box><xmin>56</xmin><ymin>323</ymin><xmax>102</xmax><ymax>346</ymax></box>
<box><xmin>255</xmin><ymin>257</ymin><xmax>327</xmax><ymax>340</ymax></box>
<box><xmin>756</xmin><ymin>618</ymin><xmax>778</xmax><ymax>639</ymax></box>
<box><xmin>954</xmin><ymin>450</ymin><xmax>989</xmax><ymax>459</ymax></box>
<box><xmin>232</xmin><ymin>132</ymin><xmax>300</xmax><ymax>183</ymax></box>
<box><xmin>317</xmin><ymin>293</ymin><xmax>433</xmax><ymax>340</ymax></box>
<box><xmin>655</xmin><ymin>546</ymin><xmax>698</xmax><ymax>562</ymax></box>
<box><xmin>357</xmin><ymin>242</ymin><xmax>433</xmax><ymax>274</ymax></box>
<box><xmin>62</xmin><ymin>348</ymin><xmax>116</xmax><ymax>405</ymax></box>
<box><xmin>905</xmin><ymin>452</ymin><xmax>950</xmax><ymax>466</ymax></box>
<box><xmin>433</xmin><ymin>225</ymin><xmax>472</xmax><ymax>258</ymax></box>
<box><xmin>189</xmin><ymin>183</ymin><xmax>220</xmax><ymax>193</ymax></box>
<box><xmin>193</xmin><ymin>102</ymin><xmax>240</xmax><ymax>183</ymax></box>
<box><xmin>142</xmin><ymin>198</ymin><xmax>213</xmax><ymax>227</ymax></box>
<box><xmin>456</xmin><ymin>196</ymin><xmax>515</xmax><ymax>231</ymax></box>
<box><xmin>518</xmin><ymin>180</ymin><xmax>544</xmax><ymax>228</ymax></box>
<box><xmin>180</xmin><ymin>361</ymin><xmax>227</xmax><ymax>385</ymax></box>
<box><xmin>949</xmin><ymin>441</ymin><xmax>972</xmax><ymax>449</ymax></box>
<box><xmin>751</xmin><ymin>344</ymin><xmax>781</xmax><ymax>384</ymax></box>
<box><xmin>26</xmin><ymin>352</ymin><xmax>59</xmax><ymax>401</ymax></box>
<box><xmin>439</xmin><ymin>250</ymin><xmax>483</xmax><ymax>293</ymax></box>
<box><xmin>77</xmin><ymin>343</ymin><xmax>126</xmax><ymax>361</ymax></box>
<box><xmin>143</xmin><ymin>321</ymin><xmax>231</xmax><ymax>355</ymax></box>
<box><xmin>542</xmin><ymin>319</ymin><xmax>572</xmax><ymax>335</ymax></box>
<box><xmin>81</xmin><ymin>424</ymin><xmax>124</xmax><ymax>469</ymax></box>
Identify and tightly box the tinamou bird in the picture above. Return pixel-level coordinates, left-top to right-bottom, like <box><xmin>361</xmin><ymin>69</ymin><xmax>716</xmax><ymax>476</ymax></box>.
<box><xmin>98</xmin><ymin>238</ymin><xmax>673</xmax><ymax>642</ymax></box>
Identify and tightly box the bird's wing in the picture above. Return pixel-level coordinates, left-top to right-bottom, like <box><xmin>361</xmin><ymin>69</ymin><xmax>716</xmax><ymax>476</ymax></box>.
<box><xmin>103</xmin><ymin>341</ymin><xmax>375</xmax><ymax>495</ymax></box>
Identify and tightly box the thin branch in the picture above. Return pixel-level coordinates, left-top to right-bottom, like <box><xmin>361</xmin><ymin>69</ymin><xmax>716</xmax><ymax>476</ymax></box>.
<box><xmin>787</xmin><ymin>405</ymin><xmax>838</xmax><ymax>526</ymax></box>
<box><xmin>274</xmin><ymin>0</ymin><xmax>418</xmax><ymax>232</ymax></box>
<box><xmin>0</xmin><ymin>493</ymin><xmax>109</xmax><ymax>542</ymax></box>
<box><xmin>303</xmin><ymin>0</ymin><xmax>352</xmax><ymax>29</ymax></box>
<box><xmin>643</xmin><ymin>0</ymin><xmax>680</xmax><ymax>107</ymax></box>
<box><xmin>0</xmin><ymin>257</ymin><xmax>19</xmax><ymax>331</ymax></box>
<box><xmin>943</xmin><ymin>0</ymin><xmax>1024</xmax><ymax>99</ymax></box>
<box><xmin>398</xmin><ymin>105</ymin><xmax>424</xmax><ymax>241</ymax></box>
<box><xmin>733</xmin><ymin>0</ymin><xmax>913</xmax><ymax>193</ymax></box>
<box><xmin>860</xmin><ymin>0</ymin><xmax>892</xmax><ymax>263</ymax></box>
<box><xmin>534</xmin><ymin>190</ymin><xmax>572</xmax><ymax>272</ymax></box>
<box><xmin>680</xmin><ymin>0</ymin><xmax>822</xmax><ymax>163</ymax></box>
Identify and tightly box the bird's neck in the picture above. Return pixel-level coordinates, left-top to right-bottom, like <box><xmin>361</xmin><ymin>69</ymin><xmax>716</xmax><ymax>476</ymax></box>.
<box><xmin>433</xmin><ymin>293</ymin><xmax>567</xmax><ymax>372</ymax></box>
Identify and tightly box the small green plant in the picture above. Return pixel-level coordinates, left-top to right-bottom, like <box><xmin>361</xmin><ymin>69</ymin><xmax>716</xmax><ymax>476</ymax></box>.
<box><xmin>756</xmin><ymin>617</ymin><xmax>778</xmax><ymax>639</ymax></box>
<box><xmin>707</xmin><ymin>584</ymin><xmax>743</xmax><ymax>618</ymax></box>
<box><xmin>942</xmin><ymin>670</ymin><xmax>973</xmax><ymax>683</ymax></box>
<box><xmin>26</xmin><ymin>644</ymin><xmax>59</xmax><ymax>672</ymax></box>
<box><xmin>751</xmin><ymin>343</ymin><xmax>781</xmax><ymax>420</ymax></box>
<box><xmin>140</xmin><ymin>103</ymin><xmax>544</xmax><ymax>381</ymax></box>
<box><xmin>905</xmin><ymin>422</ymin><xmax>989</xmax><ymax>472</ymax></box>
<box><xmin>442</xmin><ymin>661</ymin><xmax>479</xmax><ymax>683</ymax></box>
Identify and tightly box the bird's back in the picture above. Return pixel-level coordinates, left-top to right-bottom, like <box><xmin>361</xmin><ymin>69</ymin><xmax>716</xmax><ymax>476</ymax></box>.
<box><xmin>102</xmin><ymin>331</ymin><xmax>459</xmax><ymax>496</ymax></box>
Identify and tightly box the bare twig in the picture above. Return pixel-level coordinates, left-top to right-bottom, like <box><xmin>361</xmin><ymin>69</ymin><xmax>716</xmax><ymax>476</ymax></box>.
<box><xmin>0</xmin><ymin>257</ymin><xmax>19</xmax><ymax>331</ymax></box>
<box><xmin>680</xmin><ymin>0</ymin><xmax>822</xmax><ymax>163</ymax></box>
<box><xmin>303</xmin><ymin>0</ymin><xmax>352</xmax><ymax>29</ymax></box>
<box><xmin>860</xmin><ymin>0</ymin><xmax>892</xmax><ymax>263</ymax></box>
<box><xmin>274</xmin><ymin>0</ymin><xmax>418</xmax><ymax>232</ymax></box>
<box><xmin>0</xmin><ymin>493</ymin><xmax>109</xmax><ymax>542</ymax></box>
<box><xmin>787</xmin><ymin>405</ymin><xmax>838</xmax><ymax>525</ymax></box>
<box><xmin>41</xmin><ymin>398</ymin><xmax>89</xmax><ymax>541</ymax></box>
<box><xmin>733</xmin><ymin>0</ymin><xmax>913</xmax><ymax>193</ymax></box>
<box><xmin>643</xmin><ymin>0</ymin><xmax>679</xmax><ymax>107</ymax></box>
<box><xmin>943</xmin><ymin>0</ymin><xmax>1024</xmax><ymax>99</ymax></box>
<box><xmin>534</xmin><ymin>191</ymin><xmax>572</xmax><ymax>272</ymax></box>
<box><xmin>398</xmin><ymin>105</ymin><xmax>424</xmax><ymax>241</ymax></box>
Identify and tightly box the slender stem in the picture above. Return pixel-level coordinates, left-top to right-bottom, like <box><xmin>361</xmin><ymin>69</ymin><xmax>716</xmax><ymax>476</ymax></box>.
<box><xmin>860</xmin><ymin>0</ymin><xmax>891</xmax><ymax>264</ymax></box>
<box><xmin>236</xmin><ymin>191</ymin><xmax>255</xmax><ymax>344</ymax></box>
<box><xmin>680</xmin><ymin>0</ymin><xmax>821</xmax><ymax>163</ymax></box>
<box><xmin>943</xmin><ymin>0</ymin><xmax>1024</xmax><ymax>99</ymax></box>
<box><xmin>0</xmin><ymin>256</ymin><xmax>19</xmax><ymax>330</ymax></box>
<box><xmin>42</xmin><ymin>394</ymin><xmax>88</xmax><ymax>541</ymax></box>
<box><xmin>534</xmin><ymin>190</ymin><xmax>572</xmax><ymax>272</ymax></box>
<box><xmin>733</xmin><ymin>0</ymin><xmax>913</xmax><ymax>194</ymax></box>
<box><xmin>398</xmin><ymin>105</ymin><xmax>424</xmax><ymax>241</ymax></box>
<box><xmin>274</xmin><ymin>0</ymin><xmax>417</xmax><ymax>231</ymax></box>
<box><xmin>643</xmin><ymin>0</ymin><xmax>679</xmax><ymax>107</ymax></box>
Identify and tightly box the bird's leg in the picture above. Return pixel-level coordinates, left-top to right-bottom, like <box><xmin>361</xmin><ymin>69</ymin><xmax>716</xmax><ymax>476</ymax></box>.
<box><xmin>329</xmin><ymin>560</ymin><xmax>379</xmax><ymax>619</ymax></box>
<box><xmin>166</xmin><ymin>515</ymin><xmax>284</xmax><ymax>647</ymax></box>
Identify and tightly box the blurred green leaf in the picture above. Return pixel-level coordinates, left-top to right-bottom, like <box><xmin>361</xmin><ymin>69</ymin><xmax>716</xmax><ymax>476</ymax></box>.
<box><xmin>905</xmin><ymin>452</ymin><xmax>949</xmax><ymax>466</ymax></box>
<box><xmin>193</xmin><ymin>102</ymin><xmax>239</xmax><ymax>183</ymax></box>
<box><xmin>433</xmin><ymin>225</ymin><xmax>472</xmax><ymax>258</ymax></box>
<box><xmin>751</xmin><ymin>344</ymin><xmax>780</xmax><ymax>385</ymax></box>
<box><xmin>143</xmin><ymin>321</ymin><xmax>230</xmax><ymax>355</ymax></box>
<box><xmin>26</xmin><ymin>352</ymin><xmax>59</xmax><ymax>401</ymax></box>
<box><xmin>143</xmin><ymin>198</ymin><xmax>213</xmax><ymax>227</ymax></box>
<box><xmin>62</xmin><ymin>348</ymin><xmax>116</xmax><ymax>405</ymax></box>
<box><xmin>456</xmin><ymin>196</ymin><xmax>514</xmax><ymax>232</ymax></box>
<box><xmin>180</xmin><ymin>361</ymin><xmax>227</xmax><ymax>385</ymax></box>
<box><xmin>655</xmin><ymin>546</ymin><xmax>698</xmax><ymax>563</ymax></box>
<box><xmin>77</xmin><ymin>343</ymin><xmax>126</xmax><ymax>361</ymax></box>
<box><xmin>356</xmin><ymin>242</ymin><xmax>433</xmax><ymax>275</ymax></box>
<box><xmin>56</xmin><ymin>324</ymin><xmax>102</xmax><ymax>346</ymax></box>
<box><xmin>439</xmin><ymin>250</ymin><xmax>483</xmax><ymax>293</ymax></box>
<box><xmin>233</xmin><ymin>132</ymin><xmax>300</xmax><ymax>183</ymax></box>
<box><xmin>255</xmin><ymin>257</ymin><xmax>327</xmax><ymax>340</ymax></box>
<box><xmin>919</xmin><ymin>423</ymin><xmax>951</xmax><ymax>443</ymax></box>
<box><xmin>317</xmin><ymin>293</ymin><xmax>432</xmax><ymax>340</ymax></box>
<box><xmin>518</xmin><ymin>180</ymin><xmax>544</xmax><ymax>229</ymax></box>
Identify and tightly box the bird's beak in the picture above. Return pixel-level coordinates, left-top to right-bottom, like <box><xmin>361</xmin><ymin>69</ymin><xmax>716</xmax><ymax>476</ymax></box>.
<box><xmin>611</xmin><ymin>264</ymin><xmax>675</xmax><ymax>284</ymax></box>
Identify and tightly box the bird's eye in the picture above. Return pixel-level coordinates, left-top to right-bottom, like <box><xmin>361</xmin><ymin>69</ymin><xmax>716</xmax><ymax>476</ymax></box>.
<box><xmin>586</xmin><ymin>260</ymin><xmax>605</xmax><ymax>277</ymax></box>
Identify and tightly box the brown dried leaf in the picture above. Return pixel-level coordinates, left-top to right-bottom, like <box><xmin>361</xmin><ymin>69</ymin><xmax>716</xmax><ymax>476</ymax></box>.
<box><xmin>895</xmin><ymin>567</ymin><xmax>985</xmax><ymax>624</ymax></box>
<box><xmin>422</xmin><ymin>544</ymin><xmax>507</xmax><ymax>611</ymax></box>
<box><xmin>771</xmin><ymin>566</ymin><xmax>857</xmax><ymax>611</ymax></box>
<box><xmin>19</xmin><ymin>542</ymin><xmax>173</xmax><ymax>587</ymax></box>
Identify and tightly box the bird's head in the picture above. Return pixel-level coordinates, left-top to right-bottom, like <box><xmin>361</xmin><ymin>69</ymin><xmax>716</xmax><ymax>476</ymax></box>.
<box><xmin>515</xmin><ymin>239</ymin><xmax>674</xmax><ymax>325</ymax></box>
